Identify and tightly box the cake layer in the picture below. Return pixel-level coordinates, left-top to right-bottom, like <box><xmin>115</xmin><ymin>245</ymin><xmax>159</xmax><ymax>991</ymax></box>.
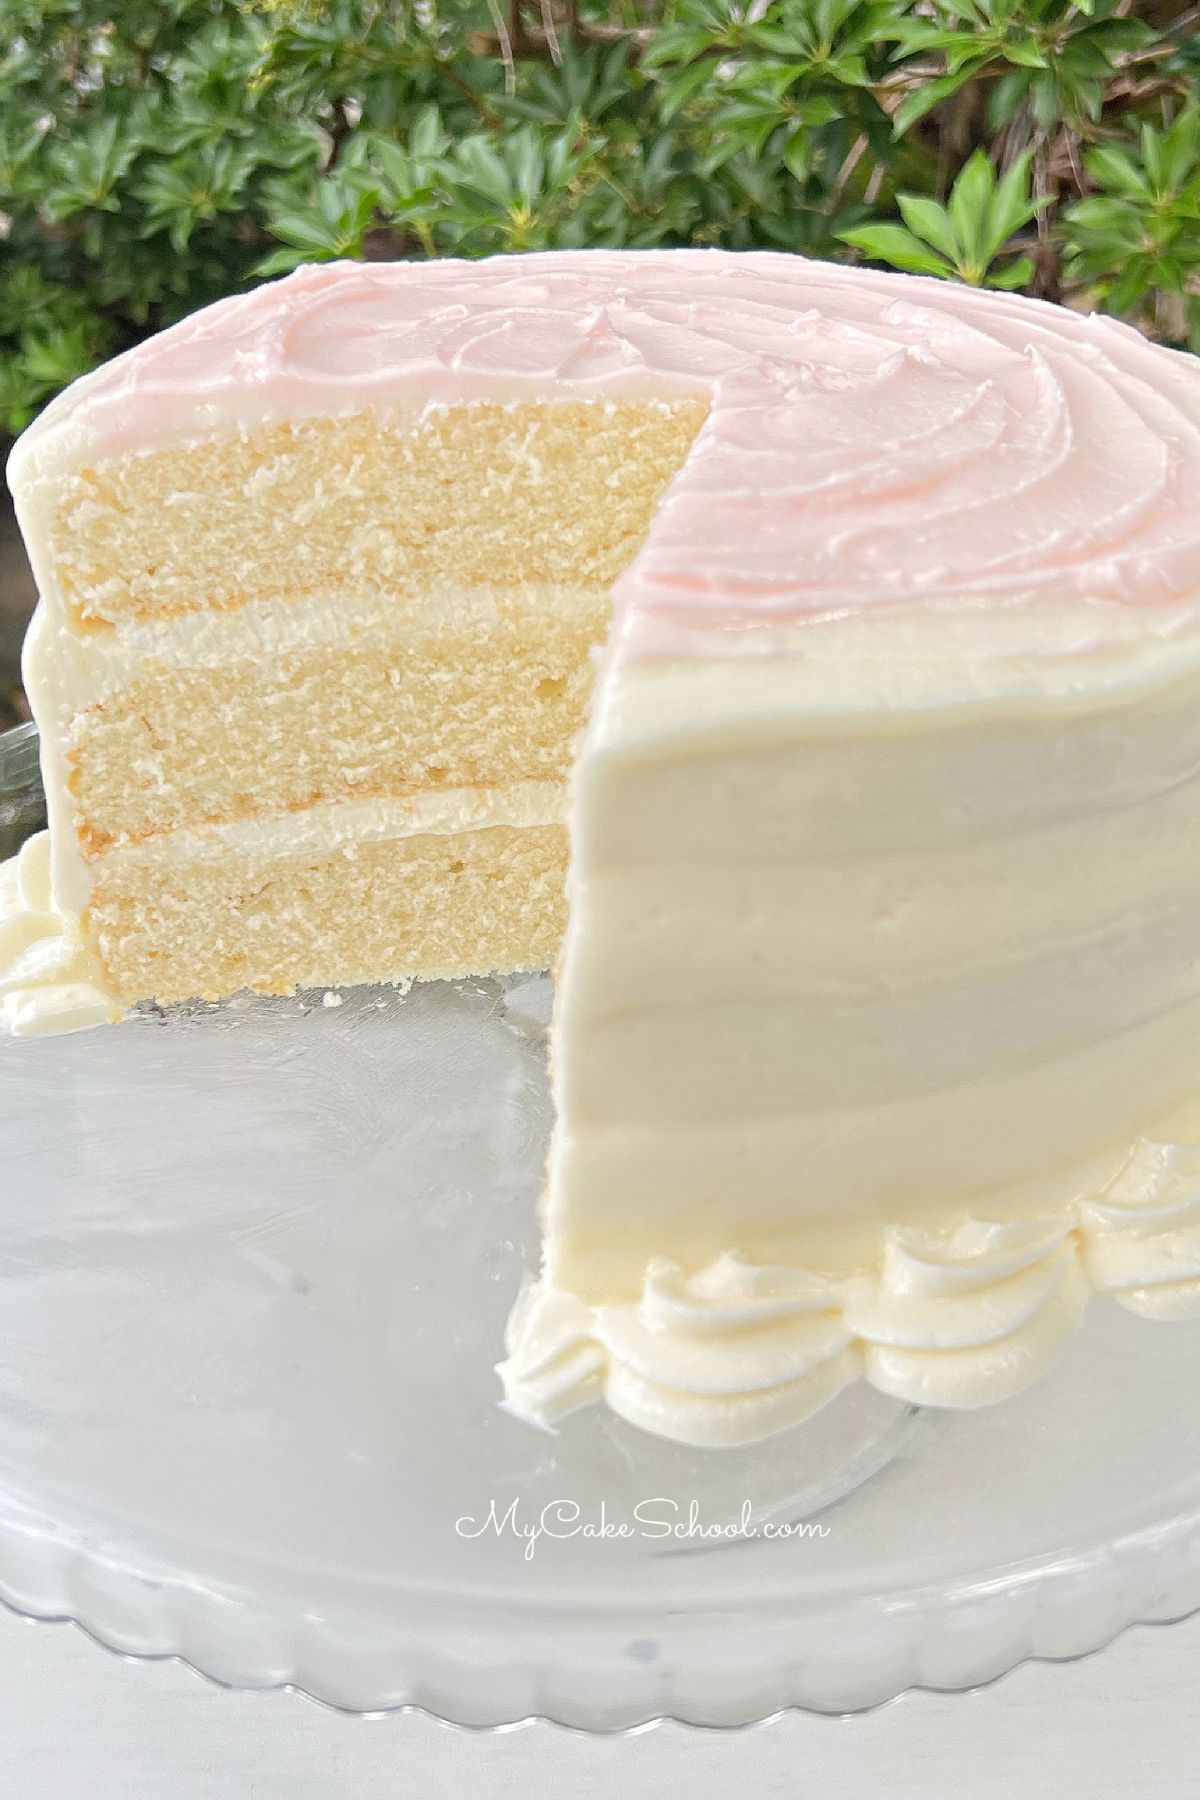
<box><xmin>86</xmin><ymin>785</ymin><xmax>567</xmax><ymax>1005</ymax></box>
<box><xmin>43</xmin><ymin>402</ymin><xmax>707</xmax><ymax>625</ymax></box>
<box><xmin>62</xmin><ymin>587</ymin><xmax>601</xmax><ymax>846</ymax></box>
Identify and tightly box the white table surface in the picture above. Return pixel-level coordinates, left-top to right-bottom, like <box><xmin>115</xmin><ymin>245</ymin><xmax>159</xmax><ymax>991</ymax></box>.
<box><xmin>2</xmin><ymin>1591</ymin><xmax>1196</xmax><ymax>1796</ymax></box>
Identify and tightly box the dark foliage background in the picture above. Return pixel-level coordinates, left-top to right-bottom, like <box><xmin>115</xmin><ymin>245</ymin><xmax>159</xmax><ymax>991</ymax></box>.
<box><xmin>0</xmin><ymin>0</ymin><xmax>1198</xmax><ymax>439</ymax></box>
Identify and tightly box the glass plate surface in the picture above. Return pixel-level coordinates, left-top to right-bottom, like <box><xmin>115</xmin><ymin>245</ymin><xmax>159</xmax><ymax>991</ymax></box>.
<box><xmin>4</xmin><ymin>974</ymin><xmax>1200</xmax><ymax>1726</ymax></box>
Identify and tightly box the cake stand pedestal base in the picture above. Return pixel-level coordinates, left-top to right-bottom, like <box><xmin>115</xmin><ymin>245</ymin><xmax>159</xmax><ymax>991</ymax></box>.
<box><xmin>4</xmin><ymin>976</ymin><xmax>1200</xmax><ymax>1727</ymax></box>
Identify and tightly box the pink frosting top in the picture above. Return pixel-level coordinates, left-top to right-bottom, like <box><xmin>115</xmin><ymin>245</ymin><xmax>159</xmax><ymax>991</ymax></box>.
<box><xmin>14</xmin><ymin>249</ymin><xmax>1200</xmax><ymax>649</ymax></box>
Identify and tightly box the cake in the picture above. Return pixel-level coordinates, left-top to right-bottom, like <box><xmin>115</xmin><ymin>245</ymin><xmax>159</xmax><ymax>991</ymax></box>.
<box><xmin>6</xmin><ymin>249</ymin><xmax>1200</xmax><ymax>1447</ymax></box>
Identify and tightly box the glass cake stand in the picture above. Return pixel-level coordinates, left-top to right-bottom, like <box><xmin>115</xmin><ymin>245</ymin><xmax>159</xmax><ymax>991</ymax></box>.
<box><xmin>5</xmin><ymin>750</ymin><xmax>1200</xmax><ymax>1726</ymax></box>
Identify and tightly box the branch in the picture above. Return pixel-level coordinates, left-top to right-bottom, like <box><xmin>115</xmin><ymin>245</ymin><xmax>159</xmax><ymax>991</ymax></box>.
<box><xmin>485</xmin><ymin>0</ymin><xmax>516</xmax><ymax>92</ymax></box>
<box><xmin>467</xmin><ymin>11</ymin><xmax>656</xmax><ymax>61</ymax></box>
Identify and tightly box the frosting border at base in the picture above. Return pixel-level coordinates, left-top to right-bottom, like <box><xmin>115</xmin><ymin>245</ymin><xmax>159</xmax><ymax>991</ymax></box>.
<box><xmin>497</xmin><ymin>1134</ymin><xmax>1200</xmax><ymax>1447</ymax></box>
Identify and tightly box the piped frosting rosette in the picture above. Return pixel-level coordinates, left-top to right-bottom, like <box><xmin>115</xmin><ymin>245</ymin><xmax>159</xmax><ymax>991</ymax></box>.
<box><xmin>0</xmin><ymin>832</ymin><xmax>115</xmax><ymax>1036</ymax></box>
<box><xmin>500</xmin><ymin>1256</ymin><xmax>862</xmax><ymax>1448</ymax></box>
<box><xmin>846</xmin><ymin>1220</ymin><xmax>1087</xmax><ymax>1409</ymax></box>
<box><xmin>1080</xmin><ymin>1139</ymin><xmax>1200</xmax><ymax>1319</ymax></box>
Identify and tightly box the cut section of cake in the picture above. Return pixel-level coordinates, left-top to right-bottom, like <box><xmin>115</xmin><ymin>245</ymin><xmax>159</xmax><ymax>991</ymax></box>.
<box><xmin>15</xmin><ymin>382</ymin><xmax>704</xmax><ymax>1004</ymax></box>
<box><xmin>7</xmin><ymin>250</ymin><xmax>1200</xmax><ymax>1445</ymax></box>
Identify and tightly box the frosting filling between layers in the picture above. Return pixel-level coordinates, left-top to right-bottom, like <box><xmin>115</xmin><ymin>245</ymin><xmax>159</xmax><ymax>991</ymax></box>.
<box><xmin>95</xmin><ymin>779</ymin><xmax>566</xmax><ymax>871</ymax></box>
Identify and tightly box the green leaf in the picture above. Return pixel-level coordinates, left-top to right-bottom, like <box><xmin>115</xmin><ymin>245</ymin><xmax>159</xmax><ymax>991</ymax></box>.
<box><xmin>1161</xmin><ymin>109</ymin><xmax>1200</xmax><ymax>195</ymax></box>
<box><xmin>986</xmin><ymin>68</ymin><xmax>1032</xmax><ymax>131</ymax></box>
<box><xmin>409</xmin><ymin>105</ymin><xmax>448</xmax><ymax>163</ymax></box>
<box><xmin>1085</xmin><ymin>144</ymin><xmax>1152</xmax><ymax>202</ymax></box>
<box><xmin>1000</xmin><ymin>38</ymin><xmax>1048</xmax><ymax>70</ymax></box>
<box><xmin>987</xmin><ymin>147</ymin><xmax>1043</xmax><ymax>251</ymax></box>
<box><xmin>652</xmin><ymin>59</ymin><xmax>716</xmax><ymax>125</ymax></box>
<box><xmin>1068</xmin><ymin>196</ymin><xmax>1143</xmax><ymax>234</ymax></box>
<box><xmin>947</xmin><ymin>149</ymin><xmax>996</xmax><ymax>271</ymax></box>
<box><xmin>897</xmin><ymin>193</ymin><xmax>960</xmax><ymax>262</ymax></box>
<box><xmin>892</xmin><ymin>67</ymin><xmax>982</xmax><ymax>137</ymax></box>
<box><xmin>986</xmin><ymin>254</ymin><xmax>1036</xmax><ymax>288</ymax></box>
<box><xmin>1141</xmin><ymin>120</ymin><xmax>1167</xmax><ymax>193</ymax></box>
<box><xmin>839</xmin><ymin>223</ymin><xmax>955</xmax><ymax>277</ymax></box>
<box><xmin>252</xmin><ymin>245</ymin><xmax>316</xmax><ymax>277</ymax></box>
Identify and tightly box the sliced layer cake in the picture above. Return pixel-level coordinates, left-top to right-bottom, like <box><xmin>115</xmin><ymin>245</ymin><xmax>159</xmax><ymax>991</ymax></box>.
<box><xmin>7</xmin><ymin>250</ymin><xmax>1200</xmax><ymax>1445</ymax></box>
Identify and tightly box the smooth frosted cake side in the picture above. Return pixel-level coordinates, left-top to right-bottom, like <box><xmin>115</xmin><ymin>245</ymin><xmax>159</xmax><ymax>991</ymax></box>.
<box><xmin>7</xmin><ymin>250</ymin><xmax>1200</xmax><ymax>1446</ymax></box>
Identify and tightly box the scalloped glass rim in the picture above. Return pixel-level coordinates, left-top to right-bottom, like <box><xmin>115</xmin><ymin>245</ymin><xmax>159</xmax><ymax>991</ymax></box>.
<box><xmin>0</xmin><ymin>1455</ymin><xmax>1198</xmax><ymax>1730</ymax></box>
<box><xmin>4</xmin><ymin>724</ymin><xmax>1200</xmax><ymax>1728</ymax></box>
<box><xmin>0</xmin><ymin>1552</ymin><xmax>1199</xmax><ymax>1734</ymax></box>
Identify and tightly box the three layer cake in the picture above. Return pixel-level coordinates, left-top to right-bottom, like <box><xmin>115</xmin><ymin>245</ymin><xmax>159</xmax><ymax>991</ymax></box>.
<box><xmin>7</xmin><ymin>250</ymin><xmax>1200</xmax><ymax>1444</ymax></box>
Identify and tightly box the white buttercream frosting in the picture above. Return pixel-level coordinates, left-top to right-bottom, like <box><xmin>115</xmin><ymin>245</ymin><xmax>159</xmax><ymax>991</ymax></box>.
<box><xmin>1081</xmin><ymin>1139</ymin><xmax>1200</xmax><ymax>1319</ymax></box>
<box><xmin>101</xmin><ymin>779</ymin><xmax>565</xmax><ymax>871</ymax></box>
<box><xmin>0</xmin><ymin>833</ymin><xmax>116</xmax><ymax>1035</ymax></box>
<box><xmin>498</xmin><ymin>1151</ymin><xmax>1200</xmax><ymax>1446</ymax></box>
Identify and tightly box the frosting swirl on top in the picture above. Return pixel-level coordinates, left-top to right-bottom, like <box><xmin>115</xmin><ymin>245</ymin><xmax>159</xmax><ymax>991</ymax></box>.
<box><xmin>13</xmin><ymin>250</ymin><xmax>1200</xmax><ymax>650</ymax></box>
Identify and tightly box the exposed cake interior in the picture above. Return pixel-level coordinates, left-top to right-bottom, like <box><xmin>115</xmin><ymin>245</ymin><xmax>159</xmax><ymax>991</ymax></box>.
<box><xmin>43</xmin><ymin>398</ymin><xmax>707</xmax><ymax>1003</ymax></box>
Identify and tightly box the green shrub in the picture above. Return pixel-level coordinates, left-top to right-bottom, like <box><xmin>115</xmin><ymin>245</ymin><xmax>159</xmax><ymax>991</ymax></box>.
<box><xmin>1</xmin><ymin>0</ymin><xmax>1198</xmax><ymax>434</ymax></box>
